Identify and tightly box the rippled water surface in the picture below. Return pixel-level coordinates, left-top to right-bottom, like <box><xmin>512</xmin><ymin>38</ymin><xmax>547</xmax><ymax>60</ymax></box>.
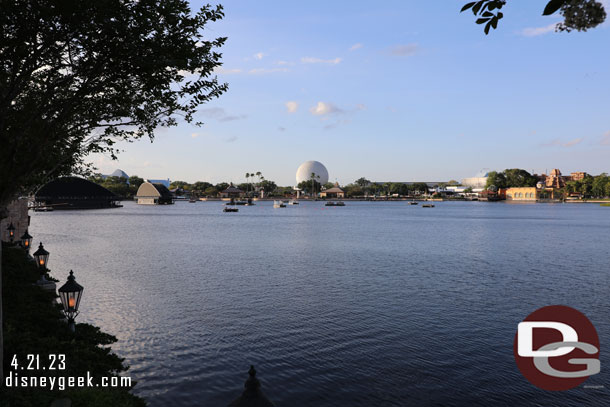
<box><xmin>30</xmin><ymin>201</ymin><xmax>609</xmax><ymax>406</ymax></box>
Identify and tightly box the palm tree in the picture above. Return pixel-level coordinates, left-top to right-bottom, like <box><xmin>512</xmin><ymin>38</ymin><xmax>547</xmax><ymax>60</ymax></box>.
<box><xmin>310</xmin><ymin>172</ymin><xmax>320</xmax><ymax>198</ymax></box>
<box><xmin>245</xmin><ymin>173</ymin><xmax>250</xmax><ymax>195</ymax></box>
<box><xmin>255</xmin><ymin>171</ymin><xmax>262</xmax><ymax>190</ymax></box>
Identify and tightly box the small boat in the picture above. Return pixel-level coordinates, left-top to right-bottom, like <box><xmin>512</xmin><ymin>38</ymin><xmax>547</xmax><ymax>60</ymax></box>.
<box><xmin>223</xmin><ymin>207</ymin><xmax>239</xmax><ymax>212</ymax></box>
<box><xmin>288</xmin><ymin>200</ymin><xmax>299</xmax><ymax>205</ymax></box>
<box><xmin>189</xmin><ymin>198</ymin><xmax>197</xmax><ymax>203</ymax></box>
<box><xmin>422</xmin><ymin>204</ymin><xmax>435</xmax><ymax>208</ymax></box>
<box><xmin>409</xmin><ymin>201</ymin><xmax>418</xmax><ymax>205</ymax></box>
<box><xmin>273</xmin><ymin>200</ymin><xmax>286</xmax><ymax>208</ymax></box>
<box><xmin>325</xmin><ymin>201</ymin><xmax>346</xmax><ymax>207</ymax></box>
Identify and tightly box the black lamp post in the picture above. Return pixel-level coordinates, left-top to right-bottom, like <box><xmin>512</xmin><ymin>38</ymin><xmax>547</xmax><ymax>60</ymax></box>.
<box><xmin>33</xmin><ymin>242</ymin><xmax>50</xmax><ymax>270</ymax></box>
<box><xmin>58</xmin><ymin>271</ymin><xmax>84</xmax><ymax>332</ymax></box>
<box><xmin>20</xmin><ymin>230</ymin><xmax>33</xmax><ymax>252</ymax></box>
<box><xmin>6</xmin><ymin>222</ymin><xmax>15</xmax><ymax>243</ymax></box>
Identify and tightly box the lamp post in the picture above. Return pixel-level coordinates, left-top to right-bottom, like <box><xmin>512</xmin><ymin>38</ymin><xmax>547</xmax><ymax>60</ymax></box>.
<box><xmin>6</xmin><ymin>222</ymin><xmax>15</xmax><ymax>243</ymax></box>
<box><xmin>33</xmin><ymin>242</ymin><xmax>49</xmax><ymax>271</ymax></box>
<box><xmin>58</xmin><ymin>271</ymin><xmax>84</xmax><ymax>332</ymax></box>
<box><xmin>20</xmin><ymin>230</ymin><xmax>33</xmax><ymax>252</ymax></box>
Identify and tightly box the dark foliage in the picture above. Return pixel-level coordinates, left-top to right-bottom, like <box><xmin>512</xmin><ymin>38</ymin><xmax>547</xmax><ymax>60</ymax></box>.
<box><xmin>461</xmin><ymin>0</ymin><xmax>606</xmax><ymax>34</ymax></box>
<box><xmin>0</xmin><ymin>246</ymin><xmax>146</xmax><ymax>406</ymax></box>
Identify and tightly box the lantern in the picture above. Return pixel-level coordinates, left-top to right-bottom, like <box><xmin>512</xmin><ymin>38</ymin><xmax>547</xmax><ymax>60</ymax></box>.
<box><xmin>58</xmin><ymin>270</ymin><xmax>84</xmax><ymax>331</ymax></box>
<box><xmin>6</xmin><ymin>222</ymin><xmax>15</xmax><ymax>243</ymax></box>
<box><xmin>20</xmin><ymin>230</ymin><xmax>33</xmax><ymax>251</ymax></box>
<box><xmin>33</xmin><ymin>242</ymin><xmax>50</xmax><ymax>270</ymax></box>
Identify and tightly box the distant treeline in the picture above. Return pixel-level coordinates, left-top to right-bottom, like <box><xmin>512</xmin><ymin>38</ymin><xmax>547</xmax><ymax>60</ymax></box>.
<box><xmin>88</xmin><ymin>174</ymin><xmax>287</xmax><ymax>198</ymax></box>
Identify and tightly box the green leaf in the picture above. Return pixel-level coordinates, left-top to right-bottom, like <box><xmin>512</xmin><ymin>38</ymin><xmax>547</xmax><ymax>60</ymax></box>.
<box><xmin>543</xmin><ymin>0</ymin><xmax>566</xmax><ymax>16</ymax></box>
<box><xmin>491</xmin><ymin>16</ymin><xmax>498</xmax><ymax>29</ymax></box>
<box><xmin>482</xmin><ymin>11</ymin><xmax>493</xmax><ymax>17</ymax></box>
<box><xmin>476</xmin><ymin>17</ymin><xmax>491</xmax><ymax>24</ymax></box>
<box><xmin>485</xmin><ymin>22</ymin><xmax>491</xmax><ymax>35</ymax></box>
<box><xmin>461</xmin><ymin>2</ymin><xmax>476</xmax><ymax>12</ymax></box>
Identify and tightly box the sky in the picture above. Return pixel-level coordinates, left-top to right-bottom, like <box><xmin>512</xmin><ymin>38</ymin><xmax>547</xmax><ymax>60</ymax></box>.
<box><xmin>90</xmin><ymin>1</ymin><xmax>610</xmax><ymax>186</ymax></box>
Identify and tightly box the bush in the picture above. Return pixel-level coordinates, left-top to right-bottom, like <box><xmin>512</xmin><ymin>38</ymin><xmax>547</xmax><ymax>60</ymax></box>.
<box><xmin>1</xmin><ymin>244</ymin><xmax>146</xmax><ymax>407</ymax></box>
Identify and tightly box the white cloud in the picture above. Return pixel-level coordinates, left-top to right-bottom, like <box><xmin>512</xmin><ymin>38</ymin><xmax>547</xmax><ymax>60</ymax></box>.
<box><xmin>248</xmin><ymin>67</ymin><xmax>289</xmax><ymax>74</ymax></box>
<box><xmin>389</xmin><ymin>44</ymin><xmax>418</xmax><ymax>56</ymax></box>
<box><xmin>276</xmin><ymin>60</ymin><xmax>293</xmax><ymax>66</ymax></box>
<box><xmin>542</xmin><ymin>137</ymin><xmax>583</xmax><ymax>147</ymax></box>
<box><xmin>285</xmin><ymin>101</ymin><xmax>298</xmax><ymax>113</ymax></box>
<box><xmin>254</xmin><ymin>52</ymin><xmax>265</xmax><ymax>60</ymax></box>
<box><xmin>301</xmin><ymin>57</ymin><xmax>342</xmax><ymax>65</ymax></box>
<box><xmin>521</xmin><ymin>23</ymin><xmax>557</xmax><ymax>37</ymax></box>
<box><xmin>214</xmin><ymin>67</ymin><xmax>243</xmax><ymax>74</ymax></box>
<box><xmin>310</xmin><ymin>102</ymin><xmax>343</xmax><ymax>116</ymax></box>
<box><xmin>349</xmin><ymin>43</ymin><xmax>363</xmax><ymax>51</ymax></box>
<box><xmin>199</xmin><ymin>107</ymin><xmax>247</xmax><ymax>122</ymax></box>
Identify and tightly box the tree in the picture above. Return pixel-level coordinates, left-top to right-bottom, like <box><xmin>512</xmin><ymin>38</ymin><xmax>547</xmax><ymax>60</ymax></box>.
<box><xmin>486</xmin><ymin>171</ymin><xmax>507</xmax><ymax>189</ymax></box>
<box><xmin>204</xmin><ymin>186</ymin><xmax>219</xmax><ymax>197</ymax></box>
<box><xmin>323</xmin><ymin>182</ymin><xmax>335</xmax><ymax>190</ymax></box>
<box><xmin>462</xmin><ymin>0</ymin><xmax>606</xmax><ymax>34</ymax></box>
<box><xmin>99</xmin><ymin>176</ymin><xmax>131</xmax><ymax>197</ymax></box>
<box><xmin>1</xmin><ymin>1</ymin><xmax>227</xmax><ymax>209</ymax></box>
<box><xmin>170</xmin><ymin>181</ymin><xmax>191</xmax><ymax>190</ymax></box>
<box><xmin>355</xmin><ymin>177</ymin><xmax>370</xmax><ymax>187</ymax></box>
<box><xmin>260</xmin><ymin>180</ymin><xmax>277</xmax><ymax>194</ymax></box>
<box><xmin>411</xmin><ymin>182</ymin><xmax>429</xmax><ymax>195</ymax></box>
<box><xmin>310</xmin><ymin>172</ymin><xmax>321</xmax><ymax>196</ymax></box>
<box><xmin>215</xmin><ymin>182</ymin><xmax>229</xmax><ymax>192</ymax></box>
<box><xmin>297</xmin><ymin>180</ymin><xmax>321</xmax><ymax>195</ymax></box>
<box><xmin>345</xmin><ymin>185</ymin><xmax>364</xmax><ymax>197</ymax></box>
<box><xmin>128</xmin><ymin>176</ymin><xmax>145</xmax><ymax>191</ymax></box>
<box><xmin>591</xmin><ymin>173</ymin><xmax>609</xmax><ymax>198</ymax></box>
<box><xmin>504</xmin><ymin>169</ymin><xmax>537</xmax><ymax>188</ymax></box>
<box><xmin>0</xmin><ymin>0</ymin><xmax>227</xmax><ymax>382</ymax></box>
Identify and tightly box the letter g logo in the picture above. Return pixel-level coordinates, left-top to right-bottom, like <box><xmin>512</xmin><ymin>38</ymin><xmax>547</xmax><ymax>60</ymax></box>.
<box><xmin>513</xmin><ymin>305</ymin><xmax>601</xmax><ymax>391</ymax></box>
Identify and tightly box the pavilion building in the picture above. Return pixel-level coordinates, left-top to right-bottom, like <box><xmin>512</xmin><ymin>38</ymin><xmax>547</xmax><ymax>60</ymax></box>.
<box><xmin>135</xmin><ymin>182</ymin><xmax>174</xmax><ymax>205</ymax></box>
<box><xmin>35</xmin><ymin>177</ymin><xmax>120</xmax><ymax>210</ymax></box>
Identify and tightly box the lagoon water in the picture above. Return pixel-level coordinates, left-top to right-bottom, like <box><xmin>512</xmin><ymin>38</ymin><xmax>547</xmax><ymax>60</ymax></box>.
<box><xmin>31</xmin><ymin>201</ymin><xmax>609</xmax><ymax>406</ymax></box>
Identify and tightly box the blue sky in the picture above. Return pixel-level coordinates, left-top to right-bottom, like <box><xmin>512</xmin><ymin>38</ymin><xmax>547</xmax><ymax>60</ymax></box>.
<box><xmin>91</xmin><ymin>1</ymin><xmax>610</xmax><ymax>185</ymax></box>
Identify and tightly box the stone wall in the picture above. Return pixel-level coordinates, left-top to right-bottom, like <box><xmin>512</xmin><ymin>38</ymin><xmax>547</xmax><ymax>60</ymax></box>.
<box><xmin>1</xmin><ymin>198</ymin><xmax>30</xmax><ymax>242</ymax></box>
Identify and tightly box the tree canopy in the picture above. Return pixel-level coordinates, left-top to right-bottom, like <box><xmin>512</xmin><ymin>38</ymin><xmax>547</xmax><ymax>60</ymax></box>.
<box><xmin>486</xmin><ymin>169</ymin><xmax>538</xmax><ymax>189</ymax></box>
<box><xmin>0</xmin><ymin>0</ymin><xmax>227</xmax><ymax>209</ymax></box>
<box><xmin>462</xmin><ymin>0</ymin><xmax>606</xmax><ymax>34</ymax></box>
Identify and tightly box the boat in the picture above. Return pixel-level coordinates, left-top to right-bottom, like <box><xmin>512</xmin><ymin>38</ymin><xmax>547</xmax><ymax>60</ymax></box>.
<box><xmin>223</xmin><ymin>207</ymin><xmax>239</xmax><ymax>212</ymax></box>
<box><xmin>273</xmin><ymin>200</ymin><xmax>286</xmax><ymax>208</ymax></box>
<box><xmin>288</xmin><ymin>200</ymin><xmax>299</xmax><ymax>205</ymax></box>
<box><xmin>422</xmin><ymin>204</ymin><xmax>435</xmax><ymax>208</ymax></box>
<box><xmin>189</xmin><ymin>198</ymin><xmax>197</xmax><ymax>203</ymax></box>
<box><xmin>409</xmin><ymin>201</ymin><xmax>418</xmax><ymax>205</ymax></box>
<box><xmin>325</xmin><ymin>201</ymin><xmax>345</xmax><ymax>207</ymax></box>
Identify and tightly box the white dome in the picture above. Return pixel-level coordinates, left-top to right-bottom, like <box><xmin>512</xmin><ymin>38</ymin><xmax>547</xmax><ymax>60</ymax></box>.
<box><xmin>296</xmin><ymin>161</ymin><xmax>329</xmax><ymax>185</ymax></box>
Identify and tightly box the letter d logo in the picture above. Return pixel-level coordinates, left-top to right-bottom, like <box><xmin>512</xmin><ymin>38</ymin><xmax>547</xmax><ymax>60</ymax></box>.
<box><xmin>513</xmin><ymin>305</ymin><xmax>600</xmax><ymax>391</ymax></box>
